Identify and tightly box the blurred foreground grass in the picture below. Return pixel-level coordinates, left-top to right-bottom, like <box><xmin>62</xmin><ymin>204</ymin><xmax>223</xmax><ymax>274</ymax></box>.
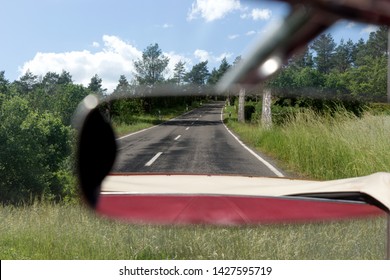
<box><xmin>0</xmin><ymin>202</ymin><xmax>386</xmax><ymax>259</ymax></box>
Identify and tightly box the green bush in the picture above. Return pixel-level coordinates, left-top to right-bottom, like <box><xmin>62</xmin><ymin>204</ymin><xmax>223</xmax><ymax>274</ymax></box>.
<box><xmin>0</xmin><ymin>96</ymin><xmax>73</xmax><ymax>204</ymax></box>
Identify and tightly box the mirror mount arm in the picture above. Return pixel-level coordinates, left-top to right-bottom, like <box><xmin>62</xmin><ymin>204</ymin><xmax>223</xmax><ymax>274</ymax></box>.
<box><xmin>217</xmin><ymin>5</ymin><xmax>338</xmax><ymax>92</ymax></box>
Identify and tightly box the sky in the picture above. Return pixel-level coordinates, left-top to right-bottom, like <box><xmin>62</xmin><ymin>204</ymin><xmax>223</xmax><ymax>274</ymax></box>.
<box><xmin>1</xmin><ymin>0</ymin><xmax>379</xmax><ymax>92</ymax></box>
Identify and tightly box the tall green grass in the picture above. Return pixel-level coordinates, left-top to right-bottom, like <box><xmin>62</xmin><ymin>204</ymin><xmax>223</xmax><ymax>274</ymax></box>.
<box><xmin>113</xmin><ymin>116</ymin><xmax>160</xmax><ymax>137</ymax></box>
<box><xmin>0</xmin><ymin>202</ymin><xmax>386</xmax><ymax>259</ymax></box>
<box><xmin>226</xmin><ymin>109</ymin><xmax>390</xmax><ymax>180</ymax></box>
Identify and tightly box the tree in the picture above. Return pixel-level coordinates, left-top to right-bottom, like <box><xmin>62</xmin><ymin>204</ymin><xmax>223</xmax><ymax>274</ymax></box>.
<box><xmin>233</xmin><ymin>56</ymin><xmax>242</xmax><ymax>65</ymax></box>
<box><xmin>13</xmin><ymin>70</ymin><xmax>39</xmax><ymax>94</ymax></box>
<box><xmin>332</xmin><ymin>39</ymin><xmax>355</xmax><ymax>72</ymax></box>
<box><xmin>88</xmin><ymin>74</ymin><xmax>106</xmax><ymax>96</ymax></box>
<box><xmin>345</xmin><ymin>56</ymin><xmax>387</xmax><ymax>100</ymax></box>
<box><xmin>218</xmin><ymin>57</ymin><xmax>231</xmax><ymax>77</ymax></box>
<box><xmin>0</xmin><ymin>96</ymin><xmax>71</xmax><ymax>204</ymax></box>
<box><xmin>0</xmin><ymin>71</ymin><xmax>9</xmax><ymax>98</ymax></box>
<box><xmin>172</xmin><ymin>60</ymin><xmax>186</xmax><ymax>85</ymax></box>
<box><xmin>311</xmin><ymin>33</ymin><xmax>336</xmax><ymax>74</ymax></box>
<box><xmin>288</xmin><ymin>46</ymin><xmax>314</xmax><ymax>69</ymax></box>
<box><xmin>366</xmin><ymin>26</ymin><xmax>389</xmax><ymax>58</ymax></box>
<box><xmin>111</xmin><ymin>75</ymin><xmax>144</xmax><ymax>120</ymax></box>
<box><xmin>39</xmin><ymin>70</ymin><xmax>73</xmax><ymax>95</ymax></box>
<box><xmin>261</xmin><ymin>88</ymin><xmax>272</xmax><ymax>129</ymax></box>
<box><xmin>54</xmin><ymin>84</ymin><xmax>90</xmax><ymax>125</ymax></box>
<box><xmin>42</xmin><ymin>72</ymin><xmax>61</xmax><ymax>95</ymax></box>
<box><xmin>185</xmin><ymin>61</ymin><xmax>209</xmax><ymax>85</ymax></box>
<box><xmin>113</xmin><ymin>75</ymin><xmax>131</xmax><ymax>96</ymax></box>
<box><xmin>133</xmin><ymin>43</ymin><xmax>169</xmax><ymax>86</ymax></box>
<box><xmin>353</xmin><ymin>38</ymin><xmax>369</xmax><ymax>67</ymax></box>
<box><xmin>208</xmin><ymin>58</ymin><xmax>230</xmax><ymax>85</ymax></box>
<box><xmin>237</xmin><ymin>88</ymin><xmax>245</xmax><ymax>123</ymax></box>
<box><xmin>208</xmin><ymin>68</ymin><xmax>219</xmax><ymax>85</ymax></box>
<box><xmin>58</xmin><ymin>70</ymin><xmax>73</xmax><ymax>85</ymax></box>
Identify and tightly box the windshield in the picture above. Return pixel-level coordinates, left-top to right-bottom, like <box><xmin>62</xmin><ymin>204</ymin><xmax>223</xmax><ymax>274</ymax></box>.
<box><xmin>1</xmin><ymin>0</ymin><xmax>389</xmax><ymax>199</ymax></box>
<box><xmin>1</xmin><ymin>0</ymin><xmax>388</xmax><ymax>200</ymax></box>
<box><xmin>1</xmin><ymin>0</ymin><xmax>390</xmax><ymax>261</ymax></box>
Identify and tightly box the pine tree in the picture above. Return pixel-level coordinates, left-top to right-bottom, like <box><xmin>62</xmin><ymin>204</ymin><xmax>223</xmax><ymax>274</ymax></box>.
<box><xmin>173</xmin><ymin>61</ymin><xmax>186</xmax><ymax>85</ymax></box>
<box><xmin>311</xmin><ymin>33</ymin><xmax>336</xmax><ymax>74</ymax></box>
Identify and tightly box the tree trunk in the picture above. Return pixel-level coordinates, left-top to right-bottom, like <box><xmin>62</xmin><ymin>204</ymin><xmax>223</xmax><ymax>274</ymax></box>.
<box><xmin>261</xmin><ymin>88</ymin><xmax>272</xmax><ymax>129</ymax></box>
<box><xmin>387</xmin><ymin>29</ymin><xmax>390</xmax><ymax>103</ymax></box>
<box><xmin>238</xmin><ymin>88</ymin><xmax>245</xmax><ymax>123</ymax></box>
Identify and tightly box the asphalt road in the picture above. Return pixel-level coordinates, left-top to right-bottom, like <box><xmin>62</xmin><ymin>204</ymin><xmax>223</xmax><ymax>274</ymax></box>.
<box><xmin>111</xmin><ymin>101</ymin><xmax>284</xmax><ymax>177</ymax></box>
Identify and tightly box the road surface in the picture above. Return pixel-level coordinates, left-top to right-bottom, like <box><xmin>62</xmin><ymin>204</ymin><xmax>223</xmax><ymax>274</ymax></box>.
<box><xmin>112</xmin><ymin>101</ymin><xmax>284</xmax><ymax>177</ymax></box>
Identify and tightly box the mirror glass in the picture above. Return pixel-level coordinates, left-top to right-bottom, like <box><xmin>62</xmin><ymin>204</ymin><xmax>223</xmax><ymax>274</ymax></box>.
<box><xmin>75</xmin><ymin>84</ymin><xmax>388</xmax><ymax>225</ymax></box>
<box><xmin>108</xmin><ymin>94</ymin><xmax>280</xmax><ymax>177</ymax></box>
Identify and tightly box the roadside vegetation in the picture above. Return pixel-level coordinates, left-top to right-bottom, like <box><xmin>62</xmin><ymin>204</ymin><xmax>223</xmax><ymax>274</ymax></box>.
<box><xmin>1</xmin><ymin>27</ymin><xmax>389</xmax><ymax>259</ymax></box>
<box><xmin>225</xmin><ymin>104</ymin><xmax>390</xmax><ymax>180</ymax></box>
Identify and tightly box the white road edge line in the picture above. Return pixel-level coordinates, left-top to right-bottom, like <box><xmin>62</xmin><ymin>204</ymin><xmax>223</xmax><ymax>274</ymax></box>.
<box><xmin>174</xmin><ymin>135</ymin><xmax>181</xmax><ymax>140</ymax></box>
<box><xmin>145</xmin><ymin>152</ymin><xmax>163</xmax><ymax>167</ymax></box>
<box><xmin>117</xmin><ymin>126</ymin><xmax>157</xmax><ymax>140</ymax></box>
<box><xmin>117</xmin><ymin>106</ymin><xmax>201</xmax><ymax>140</ymax></box>
<box><xmin>220</xmin><ymin>107</ymin><xmax>285</xmax><ymax>178</ymax></box>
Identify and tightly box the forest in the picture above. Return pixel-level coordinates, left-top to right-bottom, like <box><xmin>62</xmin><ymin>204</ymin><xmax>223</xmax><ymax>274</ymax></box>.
<box><xmin>0</xmin><ymin>26</ymin><xmax>388</xmax><ymax>204</ymax></box>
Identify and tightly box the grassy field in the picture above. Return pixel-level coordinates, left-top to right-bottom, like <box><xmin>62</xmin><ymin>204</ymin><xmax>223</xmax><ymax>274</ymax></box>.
<box><xmin>0</xmin><ymin>202</ymin><xmax>386</xmax><ymax>259</ymax></box>
<box><xmin>1</xmin><ymin>104</ymin><xmax>389</xmax><ymax>260</ymax></box>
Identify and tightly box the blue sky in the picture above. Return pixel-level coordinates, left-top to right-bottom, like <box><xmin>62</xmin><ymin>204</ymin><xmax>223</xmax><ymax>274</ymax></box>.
<box><xmin>1</xmin><ymin>0</ymin><xmax>379</xmax><ymax>92</ymax></box>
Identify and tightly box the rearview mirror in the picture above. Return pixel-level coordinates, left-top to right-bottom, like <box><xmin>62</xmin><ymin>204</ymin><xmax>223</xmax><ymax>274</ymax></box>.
<box><xmin>73</xmin><ymin>88</ymin><xmax>389</xmax><ymax>226</ymax></box>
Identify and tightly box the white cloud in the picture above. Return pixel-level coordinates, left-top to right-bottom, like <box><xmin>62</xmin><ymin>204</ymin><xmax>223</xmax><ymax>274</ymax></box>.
<box><xmin>246</xmin><ymin>30</ymin><xmax>256</xmax><ymax>36</ymax></box>
<box><xmin>216</xmin><ymin>52</ymin><xmax>233</xmax><ymax>62</ymax></box>
<box><xmin>19</xmin><ymin>35</ymin><xmax>142</xmax><ymax>92</ymax></box>
<box><xmin>187</xmin><ymin>0</ymin><xmax>241</xmax><ymax>22</ymax></box>
<box><xmin>92</xmin><ymin>41</ymin><xmax>100</xmax><ymax>48</ymax></box>
<box><xmin>241</xmin><ymin>8</ymin><xmax>272</xmax><ymax>21</ymax></box>
<box><xmin>19</xmin><ymin>35</ymin><xmax>232</xmax><ymax>91</ymax></box>
<box><xmin>228</xmin><ymin>34</ymin><xmax>240</xmax><ymax>40</ymax></box>
<box><xmin>250</xmin><ymin>8</ymin><xmax>272</xmax><ymax>20</ymax></box>
<box><xmin>361</xmin><ymin>24</ymin><xmax>379</xmax><ymax>34</ymax></box>
<box><xmin>162</xmin><ymin>23</ymin><xmax>173</xmax><ymax>28</ymax></box>
<box><xmin>194</xmin><ymin>49</ymin><xmax>211</xmax><ymax>62</ymax></box>
<box><xmin>346</xmin><ymin>22</ymin><xmax>356</xmax><ymax>29</ymax></box>
<box><xmin>193</xmin><ymin>49</ymin><xmax>233</xmax><ymax>66</ymax></box>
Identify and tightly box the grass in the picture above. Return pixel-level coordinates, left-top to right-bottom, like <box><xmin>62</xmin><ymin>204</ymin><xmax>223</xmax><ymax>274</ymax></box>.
<box><xmin>0</xmin><ymin>202</ymin><xmax>386</xmax><ymax>259</ymax></box>
<box><xmin>225</xmin><ymin>107</ymin><xmax>390</xmax><ymax>180</ymax></box>
<box><xmin>113</xmin><ymin>116</ymin><xmax>161</xmax><ymax>137</ymax></box>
